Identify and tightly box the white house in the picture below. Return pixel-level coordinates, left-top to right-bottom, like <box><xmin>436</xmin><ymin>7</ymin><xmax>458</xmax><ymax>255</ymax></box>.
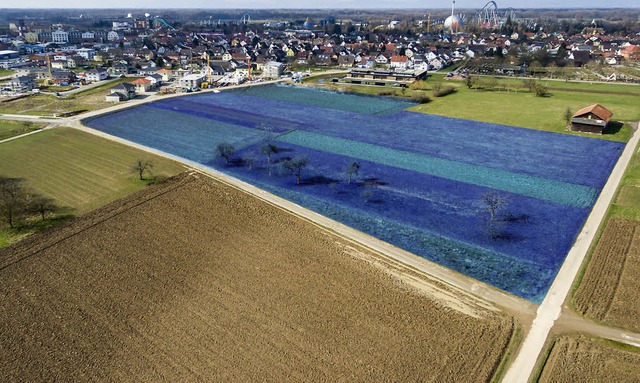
<box><xmin>375</xmin><ymin>54</ymin><xmax>389</xmax><ymax>65</ymax></box>
<box><xmin>51</xmin><ymin>29</ymin><xmax>69</xmax><ymax>44</ymax></box>
<box><xmin>85</xmin><ymin>68</ymin><xmax>109</xmax><ymax>82</ymax></box>
<box><xmin>76</xmin><ymin>48</ymin><xmax>96</xmax><ymax>60</ymax></box>
<box><xmin>178</xmin><ymin>73</ymin><xmax>206</xmax><ymax>89</ymax></box>
<box><xmin>262</xmin><ymin>61</ymin><xmax>284</xmax><ymax>79</ymax></box>
<box><xmin>389</xmin><ymin>55</ymin><xmax>410</xmax><ymax>70</ymax></box>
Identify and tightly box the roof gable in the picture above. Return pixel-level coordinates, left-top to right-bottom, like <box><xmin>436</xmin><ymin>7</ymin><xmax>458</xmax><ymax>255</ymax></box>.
<box><xmin>572</xmin><ymin>103</ymin><xmax>613</xmax><ymax>121</ymax></box>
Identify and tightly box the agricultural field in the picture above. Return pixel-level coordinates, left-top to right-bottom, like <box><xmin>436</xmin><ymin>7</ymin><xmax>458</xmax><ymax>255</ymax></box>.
<box><xmin>0</xmin><ymin>119</ymin><xmax>45</xmax><ymax>140</ymax></box>
<box><xmin>307</xmin><ymin>75</ymin><xmax>639</xmax><ymax>141</ymax></box>
<box><xmin>573</xmin><ymin>219</ymin><xmax>640</xmax><ymax>332</ymax></box>
<box><xmin>0</xmin><ymin>77</ymin><xmax>134</xmax><ymax>116</ymax></box>
<box><xmin>84</xmin><ymin>84</ymin><xmax>624</xmax><ymax>303</ymax></box>
<box><xmin>537</xmin><ymin>335</ymin><xmax>640</xmax><ymax>382</ymax></box>
<box><xmin>0</xmin><ymin>127</ymin><xmax>185</xmax><ymax>247</ymax></box>
<box><xmin>0</xmin><ymin>174</ymin><xmax>515</xmax><ymax>382</ymax></box>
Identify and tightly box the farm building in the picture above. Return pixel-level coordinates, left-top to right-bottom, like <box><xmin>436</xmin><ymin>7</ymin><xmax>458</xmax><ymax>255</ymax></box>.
<box><xmin>570</xmin><ymin>104</ymin><xmax>613</xmax><ymax>134</ymax></box>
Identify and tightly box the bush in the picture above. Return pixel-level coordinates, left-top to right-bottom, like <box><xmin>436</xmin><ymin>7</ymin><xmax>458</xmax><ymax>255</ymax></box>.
<box><xmin>409</xmin><ymin>80</ymin><xmax>429</xmax><ymax>91</ymax></box>
<box><xmin>378</xmin><ymin>90</ymin><xmax>394</xmax><ymax>96</ymax></box>
<box><xmin>534</xmin><ymin>84</ymin><xmax>549</xmax><ymax>97</ymax></box>
<box><xmin>412</xmin><ymin>95</ymin><xmax>431</xmax><ymax>104</ymax></box>
<box><xmin>433</xmin><ymin>86</ymin><xmax>457</xmax><ymax>98</ymax></box>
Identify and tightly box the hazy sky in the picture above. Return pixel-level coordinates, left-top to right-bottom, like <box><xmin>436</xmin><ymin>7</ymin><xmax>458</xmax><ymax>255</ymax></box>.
<box><xmin>7</xmin><ymin>0</ymin><xmax>640</xmax><ymax>9</ymax></box>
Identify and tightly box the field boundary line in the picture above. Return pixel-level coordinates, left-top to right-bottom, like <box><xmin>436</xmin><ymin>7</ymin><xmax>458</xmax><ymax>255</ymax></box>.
<box><xmin>502</xmin><ymin>125</ymin><xmax>640</xmax><ymax>383</ymax></box>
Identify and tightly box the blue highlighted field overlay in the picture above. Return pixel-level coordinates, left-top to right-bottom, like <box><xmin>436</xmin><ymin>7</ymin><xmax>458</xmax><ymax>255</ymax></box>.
<box><xmin>85</xmin><ymin>84</ymin><xmax>624</xmax><ymax>303</ymax></box>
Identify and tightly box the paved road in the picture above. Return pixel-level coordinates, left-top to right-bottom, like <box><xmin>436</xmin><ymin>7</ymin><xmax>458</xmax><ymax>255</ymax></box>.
<box><xmin>502</xmin><ymin>127</ymin><xmax>640</xmax><ymax>383</ymax></box>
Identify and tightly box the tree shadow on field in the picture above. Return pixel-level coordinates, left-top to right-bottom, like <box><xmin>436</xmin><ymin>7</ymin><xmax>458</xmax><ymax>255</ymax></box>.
<box><xmin>360</xmin><ymin>177</ymin><xmax>388</xmax><ymax>187</ymax></box>
<box><xmin>304</xmin><ymin>175</ymin><xmax>341</xmax><ymax>186</ymax></box>
<box><xmin>499</xmin><ymin>213</ymin><xmax>532</xmax><ymax>224</ymax></box>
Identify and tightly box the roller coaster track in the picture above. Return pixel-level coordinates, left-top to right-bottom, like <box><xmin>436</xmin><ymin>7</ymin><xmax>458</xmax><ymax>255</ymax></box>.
<box><xmin>476</xmin><ymin>1</ymin><xmax>499</xmax><ymax>27</ymax></box>
<box><xmin>152</xmin><ymin>17</ymin><xmax>175</xmax><ymax>30</ymax></box>
<box><xmin>474</xmin><ymin>1</ymin><xmax>516</xmax><ymax>28</ymax></box>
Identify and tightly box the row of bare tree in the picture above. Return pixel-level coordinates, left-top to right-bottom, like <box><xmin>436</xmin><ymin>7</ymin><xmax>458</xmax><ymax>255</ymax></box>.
<box><xmin>0</xmin><ymin>176</ymin><xmax>61</xmax><ymax>229</ymax></box>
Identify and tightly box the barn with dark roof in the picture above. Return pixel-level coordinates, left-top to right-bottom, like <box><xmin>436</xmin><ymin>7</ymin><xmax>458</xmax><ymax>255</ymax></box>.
<box><xmin>570</xmin><ymin>104</ymin><xmax>613</xmax><ymax>134</ymax></box>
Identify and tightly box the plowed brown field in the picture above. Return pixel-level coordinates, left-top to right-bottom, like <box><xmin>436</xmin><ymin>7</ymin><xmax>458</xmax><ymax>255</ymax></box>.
<box><xmin>0</xmin><ymin>173</ymin><xmax>513</xmax><ymax>382</ymax></box>
<box><xmin>574</xmin><ymin>218</ymin><xmax>640</xmax><ymax>332</ymax></box>
<box><xmin>538</xmin><ymin>335</ymin><xmax>640</xmax><ymax>382</ymax></box>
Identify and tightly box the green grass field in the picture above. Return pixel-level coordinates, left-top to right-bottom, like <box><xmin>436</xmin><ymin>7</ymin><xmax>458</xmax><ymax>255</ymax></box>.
<box><xmin>0</xmin><ymin>77</ymin><xmax>137</xmax><ymax>116</ymax></box>
<box><xmin>607</xmin><ymin>143</ymin><xmax>640</xmax><ymax>221</ymax></box>
<box><xmin>0</xmin><ymin>120</ymin><xmax>46</xmax><ymax>140</ymax></box>
<box><xmin>0</xmin><ymin>127</ymin><xmax>186</xmax><ymax>247</ymax></box>
<box><xmin>307</xmin><ymin>74</ymin><xmax>639</xmax><ymax>142</ymax></box>
<box><xmin>409</xmin><ymin>85</ymin><xmax>637</xmax><ymax>142</ymax></box>
<box><xmin>0</xmin><ymin>69</ymin><xmax>15</xmax><ymax>77</ymax></box>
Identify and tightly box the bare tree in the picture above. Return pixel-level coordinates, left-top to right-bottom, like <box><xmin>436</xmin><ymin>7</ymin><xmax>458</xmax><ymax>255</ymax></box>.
<box><xmin>243</xmin><ymin>151</ymin><xmax>257</xmax><ymax>170</ymax></box>
<box><xmin>360</xmin><ymin>189</ymin><xmax>373</xmax><ymax>203</ymax></box>
<box><xmin>131</xmin><ymin>159</ymin><xmax>153</xmax><ymax>180</ymax></box>
<box><xmin>215</xmin><ymin>143</ymin><xmax>235</xmax><ymax>164</ymax></box>
<box><xmin>482</xmin><ymin>192</ymin><xmax>507</xmax><ymax>238</ymax></box>
<box><xmin>28</xmin><ymin>194</ymin><xmax>58</xmax><ymax>221</ymax></box>
<box><xmin>281</xmin><ymin>157</ymin><xmax>309</xmax><ymax>185</ymax></box>
<box><xmin>345</xmin><ymin>161</ymin><xmax>360</xmax><ymax>184</ymax></box>
<box><xmin>0</xmin><ymin>176</ymin><xmax>28</xmax><ymax>228</ymax></box>
<box><xmin>261</xmin><ymin>142</ymin><xmax>278</xmax><ymax>164</ymax></box>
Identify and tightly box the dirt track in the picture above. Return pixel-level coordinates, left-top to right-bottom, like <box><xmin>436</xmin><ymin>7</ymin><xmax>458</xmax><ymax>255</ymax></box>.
<box><xmin>0</xmin><ymin>173</ymin><xmax>513</xmax><ymax>382</ymax></box>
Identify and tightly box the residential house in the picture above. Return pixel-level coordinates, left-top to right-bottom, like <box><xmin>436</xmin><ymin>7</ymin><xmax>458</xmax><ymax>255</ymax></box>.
<box><xmin>156</xmin><ymin>68</ymin><xmax>174</xmax><ymax>81</ymax></box>
<box><xmin>338</xmin><ymin>54</ymin><xmax>355</xmax><ymax>68</ymax></box>
<box><xmin>178</xmin><ymin>73</ymin><xmax>206</xmax><ymax>89</ymax></box>
<box><xmin>67</xmin><ymin>56</ymin><xmax>85</xmax><ymax>69</ymax></box>
<box><xmin>262</xmin><ymin>61</ymin><xmax>284</xmax><ymax>79</ymax></box>
<box><xmin>106</xmin><ymin>82</ymin><xmax>136</xmax><ymax>102</ymax></box>
<box><xmin>129</xmin><ymin>77</ymin><xmax>152</xmax><ymax>93</ymax></box>
<box><xmin>145</xmin><ymin>74</ymin><xmax>163</xmax><ymax>88</ymax></box>
<box><xmin>3</xmin><ymin>75</ymin><xmax>35</xmax><ymax>93</ymax></box>
<box><xmin>76</xmin><ymin>48</ymin><xmax>96</xmax><ymax>60</ymax></box>
<box><xmin>375</xmin><ymin>53</ymin><xmax>389</xmax><ymax>65</ymax></box>
<box><xmin>85</xmin><ymin>68</ymin><xmax>109</xmax><ymax>82</ymax></box>
<box><xmin>389</xmin><ymin>55</ymin><xmax>410</xmax><ymax>70</ymax></box>
<box><xmin>51</xmin><ymin>60</ymin><xmax>67</xmax><ymax>70</ymax></box>
<box><xmin>110</xmin><ymin>62</ymin><xmax>131</xmax><ymax>76</ymax></box>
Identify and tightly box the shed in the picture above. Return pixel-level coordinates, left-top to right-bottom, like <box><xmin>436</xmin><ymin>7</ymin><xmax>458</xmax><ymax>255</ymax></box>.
<box><xmin>570</xmin><ymin>104</ymin><xmax>613</xmax><ymax>134</ymax></box>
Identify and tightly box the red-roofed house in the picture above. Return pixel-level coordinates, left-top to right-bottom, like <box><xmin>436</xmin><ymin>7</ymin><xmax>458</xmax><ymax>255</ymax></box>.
<box><xmin>129</xmin><ymin>78</ymin><xmax>152</xmax><ymax>93</ymax></box>
<box><xmin>570</xmin><ymin>104</ymin><xmax>613</xmax><ymax>134</ymax></box>
<box><xmin>389</xmin><ymin>55</ymin><xmax>410</xmax><ymax>70</ymax></box>
<box><xmin>619</xmin><ymin>45</ymin><xmax>640</xmax><ymax>60</ymax></box>
<box><xmin>156</xmin><ymin>68</ymin><xmax>174</xmax><ymax>81</ymax></box>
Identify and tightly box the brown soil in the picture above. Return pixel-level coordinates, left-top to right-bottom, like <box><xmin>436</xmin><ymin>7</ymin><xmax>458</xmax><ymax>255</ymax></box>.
<box><xmin>538</xmin><ymin>335</ymin><xmax>640</xmax><ymax>382</ymax></box>
<box><xmin>573</xmin><ymin>218</ymin><xmax>640</xmax><ymax>332</ymax></box>
<box><xmin>0</xmin><ymin>173</ymin><xmax>514</xmax><ymax>382</ymax></box>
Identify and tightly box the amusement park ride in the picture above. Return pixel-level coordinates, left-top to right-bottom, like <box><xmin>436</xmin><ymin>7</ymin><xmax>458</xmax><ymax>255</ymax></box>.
<box><xmin>427</xmin><ymin>0</ymin><xmax>517</xmax><ymax>32</ymax></box>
